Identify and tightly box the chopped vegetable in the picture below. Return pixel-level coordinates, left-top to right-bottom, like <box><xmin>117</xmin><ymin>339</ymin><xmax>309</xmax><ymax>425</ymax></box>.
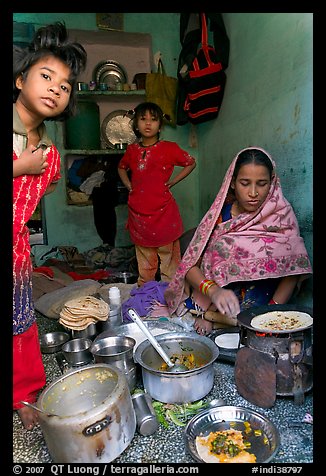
<box><xmin>166</xmin><ymin>409</ymin><xmax>186</xmax><ymax>426</ymax></box>
<box><xmin>152</xmin><ymin>399</ymin><xmax>207</xmax><ymax>427</ymax></box>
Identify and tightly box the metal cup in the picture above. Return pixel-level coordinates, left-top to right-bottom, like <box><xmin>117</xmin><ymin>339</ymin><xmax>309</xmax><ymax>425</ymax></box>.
<box><xmin>62</xmin><ymin>338</ymin><xmax>93</xmax><ymax>366</ymax></box>
<box><xmin>131</xmin><ymin>392</ymin><xmax>159</xmax><ymax>436</ymax></box>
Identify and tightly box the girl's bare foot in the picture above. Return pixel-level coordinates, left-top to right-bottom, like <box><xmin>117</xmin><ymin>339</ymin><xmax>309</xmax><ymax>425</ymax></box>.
<box><xmin>17</xmin><ymin>406</ymin><xmax>39</xmax><ymax>430</ymax></box>
<box><xmin>194</xmin><ymin>317</ymin><xmax>213</xmax><ymax>335</ymax></box>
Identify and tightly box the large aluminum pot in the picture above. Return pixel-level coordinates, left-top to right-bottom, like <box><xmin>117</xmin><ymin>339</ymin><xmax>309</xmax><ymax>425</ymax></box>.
<box><xmin>134</xmin><ymin>332</ymin><xmax>219</xmax><ymax>403</ymax></box>
<box><xmin>36</xmin><ymin>364</ymin><xmax>136</xmax><ymax>463</ymax></box>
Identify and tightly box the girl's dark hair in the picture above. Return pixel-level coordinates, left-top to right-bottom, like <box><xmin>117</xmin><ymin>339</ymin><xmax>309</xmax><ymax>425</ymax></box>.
<box><xmin>234</xmin><ymin>148</ymin><xmax>273</xmax><ymax>180</ymax></box>
<box><xmin>13</xmin><ymin>22</ymin><xmax>87</xmax><ymax>121</ymax></box>
<box><xmin>131</xmin><ymin>102</ymin><xmax>164</xmax><ymax>138</ymax></box>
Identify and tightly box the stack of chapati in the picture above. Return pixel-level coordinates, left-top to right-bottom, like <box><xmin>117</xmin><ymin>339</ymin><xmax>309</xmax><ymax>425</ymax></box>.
<box><xmin>59</xmin><ymin>295</ymin><xmax>109</xmax><ymax>330</ymax></box>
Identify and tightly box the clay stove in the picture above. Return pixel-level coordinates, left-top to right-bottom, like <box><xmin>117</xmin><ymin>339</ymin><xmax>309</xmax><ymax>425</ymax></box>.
<box><xmin>235</xmin><ymin>304</ymin><xmax>313</xmax><ymax>408</ymax></box>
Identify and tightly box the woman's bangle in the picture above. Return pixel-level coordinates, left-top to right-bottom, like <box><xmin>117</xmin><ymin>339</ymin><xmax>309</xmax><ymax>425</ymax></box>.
<box><xmin>269</xmin><ymin>298</ymin><xmax>279</xmax><ymax>305</ymax></box>
<box><xmin>199</xmin><ymin>279</ymin><xmax>216</xmax><ymax>296</ymax></box>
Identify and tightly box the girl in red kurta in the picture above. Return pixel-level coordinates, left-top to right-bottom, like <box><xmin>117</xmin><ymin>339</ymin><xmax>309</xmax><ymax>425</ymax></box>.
<box><xmin>13</xmin><ymin>23</ymin><xmax>86</xmax><ymax>430</ymax></box>
<box><xmin>118</xmin><ymin>102</ymin><xmax>196</xmax><ymax>286</ymax></box>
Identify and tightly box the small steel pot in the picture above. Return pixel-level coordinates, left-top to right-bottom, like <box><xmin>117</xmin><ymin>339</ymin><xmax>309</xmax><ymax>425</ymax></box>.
<box><xmin>71</xmin><ymin>322</ymin><xmax>98</xmax><ymax>341</ymax></box>
<box><xmin>62</xmin><ymin>338</ymin><xmax>93</xmax><ymax>366</ymax></box>
<box><xmin>90</xmin><ymin>335</ymin><xmax>137</xmax><ymax>391</ymax></box>
<box><xmin>134</xmin><ymin>332</ymin><xmax>219</xmax><ymax>403</ymax></box>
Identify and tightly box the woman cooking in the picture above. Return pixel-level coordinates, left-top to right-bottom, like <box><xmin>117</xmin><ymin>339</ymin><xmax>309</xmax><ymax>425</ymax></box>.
<box><xmin>164</xmin><ymin>147</ymin><xmax>312</xmax><ymax>335</ymax></box>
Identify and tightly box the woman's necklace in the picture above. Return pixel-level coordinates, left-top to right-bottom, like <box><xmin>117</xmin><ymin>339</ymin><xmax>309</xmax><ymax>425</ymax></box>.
<box><xmin>231</xmin><ymin>201</ymin><xmax>241</xmax><ymax>218</ymax></box>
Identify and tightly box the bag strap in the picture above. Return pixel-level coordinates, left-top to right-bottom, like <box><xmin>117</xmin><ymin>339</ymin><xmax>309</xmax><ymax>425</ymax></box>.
<box><xmin>200</xmin><ymin>13</ymin><xmax>208</xmax><ymax>47</ymax></box>
<box><xmin>157</xmin><ymin>58</ymin><xmax>166</xmax><ymax>75</ymax></box>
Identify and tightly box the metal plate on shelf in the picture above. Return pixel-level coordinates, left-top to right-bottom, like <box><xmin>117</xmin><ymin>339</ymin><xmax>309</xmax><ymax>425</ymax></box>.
<box><xmin>184</xmin><ymin>405</ymin><xmax>280</xmax><ymax>463</ymax></box>
<box><xmin>93</xmin><ymin>60</ymin><xmax>128</xmax><ymax>89</ymax></box>
<box><xmin>101</xmin><ymin>110</ymin><xmax>136</xmax><ymax>149</ymax></box>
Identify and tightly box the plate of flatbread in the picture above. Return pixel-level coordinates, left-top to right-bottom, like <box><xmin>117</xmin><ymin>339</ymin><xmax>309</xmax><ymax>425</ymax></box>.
<box><xmin>59</xmin><ymin>295</ymin><xmax>109</xmax><ymax>330</ymax></box>
<box><xmin>250</xmin><ymin>310</ymin><xmax>313</xmax><ymax>333</ymax></box>
<box><xmin>185</xmin><ymin>406</ymin><xmax>279</xmax><ymax>463</ymax></box>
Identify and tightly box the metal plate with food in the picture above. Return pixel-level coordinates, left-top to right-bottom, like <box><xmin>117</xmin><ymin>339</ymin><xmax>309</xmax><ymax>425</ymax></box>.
<box><xmin>93</xmin><ymin>60</ymin><xmax>128</xmax><ymax>89</ymax></box>
<box><xmin>250</xmin><ymin>310</ymin><xmax>313</xmax><ymax>333</ymax></box>
<box><xmin>101</xmin><ymin>110</ymin><xmax>136</xmax><ymax>148</ymax></box>
<box><xmin>237</xmin><ymin>304</ymin><xmax>313</xmax><ymax>334</ymax></box>
<box><xmin>184</xmin><ymin>405</ymin><xmax>280</xmax><ymax>463</ymax></box>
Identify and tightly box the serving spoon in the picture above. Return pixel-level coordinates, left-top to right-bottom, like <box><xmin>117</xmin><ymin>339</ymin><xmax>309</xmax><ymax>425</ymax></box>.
<box><xmin>20</xmin><ymin>401</ymin><xmax>60</xmax><ymax>417</ymax></box>
<box><xmin>127</xmin><ymin>308</ymin><xmax>188</xmax><ymax>372</ymax></box>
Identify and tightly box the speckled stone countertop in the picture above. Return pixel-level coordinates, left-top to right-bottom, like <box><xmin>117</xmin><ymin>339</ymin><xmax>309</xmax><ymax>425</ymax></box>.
<box><xmin>13</xmin><ymin>314</ymin><xmax>313</xmax><ymax>464</ymax></box>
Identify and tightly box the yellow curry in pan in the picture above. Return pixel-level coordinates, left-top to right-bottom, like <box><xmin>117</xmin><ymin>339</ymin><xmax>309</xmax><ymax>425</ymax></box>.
<box><xmin>159</xmin><ymin>353</ymin><xmax>202</xmax><ymax>371</ymax></box>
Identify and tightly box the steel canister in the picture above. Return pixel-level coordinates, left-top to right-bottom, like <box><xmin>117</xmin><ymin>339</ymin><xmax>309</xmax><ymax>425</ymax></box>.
<box><xmin>131</xmin><ymin>392</ymin><xmax>159</xmax><ymax>436</ymax></box>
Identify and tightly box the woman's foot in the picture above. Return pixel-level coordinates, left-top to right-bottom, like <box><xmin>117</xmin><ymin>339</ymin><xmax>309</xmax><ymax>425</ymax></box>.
<box><xmin>17</xmin><ymin>406</ymin><xmax>39</xmax><ymax>430</ymax></box>
<box><xmin>194</xmin><ymin>317</ymin><xmax>213</xmax><ymax>336</ymax></box>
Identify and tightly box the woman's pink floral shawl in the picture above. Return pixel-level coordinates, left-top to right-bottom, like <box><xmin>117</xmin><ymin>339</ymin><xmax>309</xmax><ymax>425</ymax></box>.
<box><xmin>165</xmin><ymin>147</ymin><xmax>312</xmax><ymax>315</ymax></box>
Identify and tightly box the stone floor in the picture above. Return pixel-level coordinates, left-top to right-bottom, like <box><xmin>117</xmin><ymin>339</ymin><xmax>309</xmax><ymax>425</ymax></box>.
<box><xmin>13</xmin><ymin>313</ymin><xmax>313</xmax><ymax>464</ymax></box>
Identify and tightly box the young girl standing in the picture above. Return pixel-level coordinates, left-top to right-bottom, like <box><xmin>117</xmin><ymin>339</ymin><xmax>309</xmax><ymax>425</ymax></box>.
<box><xmin>118</xmin><ymin>102</ymin><xmax>196</xmax><ymax>286</ymax></box>
<box><xmin>13</xmin><ymin>22</ymin><xmax>87</xmax><ymax>429</ymax></box>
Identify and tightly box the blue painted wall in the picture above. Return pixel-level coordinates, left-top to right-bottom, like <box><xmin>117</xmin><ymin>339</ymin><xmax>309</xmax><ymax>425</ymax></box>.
<box><xmin>14</xmin><ymin>13</ymin><xmax>312</xmax><ymax>304</ymax></box>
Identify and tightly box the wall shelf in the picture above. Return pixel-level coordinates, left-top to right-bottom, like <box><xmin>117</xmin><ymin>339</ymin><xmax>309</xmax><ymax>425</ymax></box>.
<box><xmin>65</xmin><ymin>149</ymin><xmax>125</xmax><ymax>155</ymax></box>
<box><xmin>77</xmin><ymin>90</ymin><xmax>145</xmax><ymax>97</ymax></box>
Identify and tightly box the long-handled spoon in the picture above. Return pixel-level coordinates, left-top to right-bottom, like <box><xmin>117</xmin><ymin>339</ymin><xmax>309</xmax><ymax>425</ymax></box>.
<box><xmin>128</xmin><ymin>308</ymin><xmax>188</xmax><ymax>372</ymax></box>
<box><xmin>20</xmin><ymin>401</ymin><xmax>60</xmax><ymax>417</ymax></box>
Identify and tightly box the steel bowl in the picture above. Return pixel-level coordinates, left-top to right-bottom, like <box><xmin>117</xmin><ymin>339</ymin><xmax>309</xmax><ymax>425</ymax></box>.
<box><xmin>40</xmin><ymin>332</ymin><xmax>70</xmax><ymax>354</ymax></box>
<box><xmin>112</xmin><ymin>271</ymin><xmax>137</xmax><ymax>284</ymax></box>
<box><xmin>134</xmin><ymin>332</ymin><xmax>219</xmax><ymax>403</ymax></box>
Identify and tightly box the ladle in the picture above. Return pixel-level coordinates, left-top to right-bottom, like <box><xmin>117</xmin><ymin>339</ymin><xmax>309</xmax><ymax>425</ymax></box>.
<box><xmin>20</xmin><ymin>400</ymin><xmax>60</xmax><ymax>417</ymax></box>
<box><xmin>127</xmin><ymin>308</ymin><xmax>188</xmax><ymax>372</ymax></box>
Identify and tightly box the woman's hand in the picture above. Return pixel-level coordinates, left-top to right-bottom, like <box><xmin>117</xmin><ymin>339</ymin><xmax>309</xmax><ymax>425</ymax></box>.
<box><xmin>208</xmin><ymin>286</ymin><xmax>240</xmax><ymax>319</ymax></box>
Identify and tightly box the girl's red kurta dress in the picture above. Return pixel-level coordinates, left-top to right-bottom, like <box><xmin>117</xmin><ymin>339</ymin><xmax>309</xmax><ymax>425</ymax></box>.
<box><xmin>13</xmin><ymin>111</ymin><xmax>61</xmax><ymax>406</ymax></box>
<box><xmin>118</xmin><ymin>140</ymin><xmax>195</xmax><ymax>247</ymax></box>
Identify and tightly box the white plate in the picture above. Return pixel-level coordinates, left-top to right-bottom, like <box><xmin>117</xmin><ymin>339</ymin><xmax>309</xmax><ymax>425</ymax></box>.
<box><xmin>214</xmin><ymin>333</ymin><xmax>243</xmax><ymax>350</ymax></box>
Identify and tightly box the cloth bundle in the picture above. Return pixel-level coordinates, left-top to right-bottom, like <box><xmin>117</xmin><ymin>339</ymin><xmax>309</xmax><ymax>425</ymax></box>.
<box><xmin>122</xmin><ymin>281</ymin><xmax>169</xmax><ymax>321</ymax></box>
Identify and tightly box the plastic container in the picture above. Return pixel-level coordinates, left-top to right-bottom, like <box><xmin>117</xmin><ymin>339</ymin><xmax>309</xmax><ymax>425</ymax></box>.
<box><xmin>65</xmin><ymin>100</ymin><xmax>100</xmax><ymax>149</ymax></box>
<box><xmin>97</xmin><ymin>287</ymin><xmax>123</xmax><ymax>333</ymax></box>
<box><xmin>109</xmin><ymin>287</ymin><xmax>123</xmax><ymax>325</ymax></box>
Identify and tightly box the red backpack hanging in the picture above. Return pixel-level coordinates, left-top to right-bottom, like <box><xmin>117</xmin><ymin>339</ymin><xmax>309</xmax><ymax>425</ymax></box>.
<box><xmin>183</xmin><ymin>13</ymin><xmax>227</xmax><ymax>124</ymax></box>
